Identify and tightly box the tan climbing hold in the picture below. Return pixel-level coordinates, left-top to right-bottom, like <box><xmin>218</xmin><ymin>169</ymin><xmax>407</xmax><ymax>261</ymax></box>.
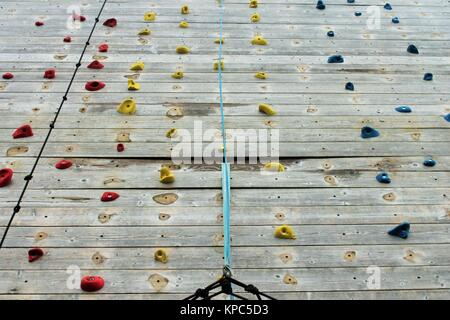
<box><xmin>35</xmin><ymin>232</ymin><xmax>48</xmax><ymax>241</ymax></box>
<box><xmin>160</xmin><ymin>166</ymin><xmax>175</xmax><ymax>184</ymax></box>
<box><xmin>92</xmin><ymin>252</ymin><xmax>106</xmax><ymax>264</ymax></box>
<box><xmin>179</xmin><ymin>21</ymin><xmax>189</xmax><ymax>28</ymax></box>
<box><xmin>148</xmin><ymin>273</ymin><xmax>169</xmax><ymax>291</ymax></box>
<box><xmin>344</xmin><ymin>251</ymin><xmax>356</xmax><ymax>261</ymax></box>
<box><xmin>283</xmin><ymin>273</ymin><xmax>298</xmax><ymax>285</ymax></box>
<box><xmin>117</xmin><ymin>98</ymin><xmax>137</xmax><ymax>115</ymax></box>
<box><xmin>383</xmin><ymin>192</ymin><xmax>396</xmax><ymax>201</ymax></box>
<box><xmin>130</xmin><ymin>61</ymin><xmax>145</xmax><ymax>71</ymax></box>
<box><xmin>166</xmin><ymin>106</ymin><xmax>184</xmax><ymax>119</ymax></box>
<box><xmin>259</xmin><ymin>103</ymin><xmax>277</xmax><ymax>115</ymax></box>
<box><xmin>274</xmin><ymin>225</ymin><xmax>296</xmax><ymax>240</ymax></box>
<box><xmin>127</xmin><ymin>79</ymin><xmax>140</xmax><ymax>91</ymax></box>
<box><xmin>181</xmin><ymin>5</ymin><xmax>190</xmax><ymax>14</ymax></box>
<box><xmin>250</xmin><ymin>13</ymin><xmax>260</xmax><ymax>23</ymax></box>
<box><xmin>171</xmin><ymin>71</ymin><xmax>184</xmax><ymax>79</ymax></box>
<box><xmin>214</xmin><ymin>38</ymin><xmax>224</xmax><ymax>44</ymax></box>
<box><xmin>251</xmin><ymin>35</ymin><xmax>268</xmax><ymax>45</ymax></box>
<box><xmin>159</xmin><ymin>213</ymin><xmax>171</xmax><ymax>221</ymax></box>
<box><xmin>7</xmin><ymin>146</ymin><xmax>29</xmax><ymax>156</ymax></box>
<box><xmin>176</xmin><ymin>45</ymin><xmax>190</xmax><ymax>54</ymax></box>
<box><xmin>98</xmin><ymin>213</ymin><xmax>112</xmax><ymax>223</ymax></box>
<box><xmin>154</xmin><ymin>249</ymin><xmax>168</xmax><ymax>263</ymax></box>
<box><xmin>165</xmin><ymin>128</ymin><xmax>178</xmax><ymax>138</ymax></box>
<box><xmin>255</xmin><ymin>72</ymin><xmax>267</xmax><ymax>79</ymax></box>
<box><xmin>144</xmin><ymin>11</ymin><xmax>156</xmax><ymax>22</ymax></box>
<box><xmin>153</xmin><ymin>193</ymin><xmax>178</xmax><ymax>205</ymax></box>
<box><xmin>213</xmin><ymin>60</ymin><xmax>224</xmax><ymax>70</ymax></box>
<box><xmin>116</xmin><ymin>132</ymin><xmax>131</xmax><ymax>142</ymax></box>
<box><xmin>280</xmin><ymin>253</ymin><xmax>292</xmax><ymax>263</ymax></box>
<box><xmin>249</xmin><ymin>0</ymin><xmax>258</xmax><ymax>8</ymax></box>
<box><xmin>137</xmin><ymin>28</ymin><xmax>151</xmax><ymax>36</ymax></box>
<box><xmin>263</xmin><ymin>162</ymin><xmax>285</xmax><ymax>172</ymax></box>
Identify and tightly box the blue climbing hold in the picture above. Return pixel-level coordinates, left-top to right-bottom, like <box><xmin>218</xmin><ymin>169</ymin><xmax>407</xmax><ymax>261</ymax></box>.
<box><xmin>407</xmin><ymin>44</ymin><xmax>419</xmax><ymax>54</ymax></box>
<box><xmin>327</xmin><ymin>55</ymin><xmax>344</xmax><ymax>63</ymax></box>
<box><xmin>376</xmin><ymin>172</ymin><xmax>391</xmax><ymax>184</ymax></box>
<box><xmin>354</xmin><ymin>11</ymin><xmax>362</xmax><ymax>16</ymax></box>
<box><xmin>395</xmin><ymin>106</ymin><xmax>412</xmax><ymax>113</ymax></box>
<box><xmin>444</xmin><ymin>113</ymin><xmax>450</xmax><ymax>122</ymax></box>
<box><xmin>361</xmin><ymin>126</ymin><xmax>379</xmax><ymax>139</ymax></box>
<box><xmin>327</xmin><ymin>31</ymin><xmax>334</xmax><ymax>37</ymax></box>
<box><xmin>316</xmin><ymin>0</ymin><xmax>326</xmax><ymax>10</ymax></box>
<box><xmin>384</xmin><ymin>3</ymin><xmax>392</xmax><ymax>10</ymax></box>
<box><xmin>423</xmin><ymin>158</ymin><xmax>436</xmax><ymax>167</ymax></box>
<box><xmin>423</xmin><ymin>73</ymin><xmax>433</xmax><ymax>81</ymax></box>
<box><xmin>388</xmin><ymin>222</ymin><xmax>410</xmax><ymax>239</ymax></box>
<box><xmin>345</xmin><ymin>82</ymin><xmax>354</xmax><ymax>91</ymax></box>
<box><xmin>392</xmin><ymin>17</ymin><xmax>400</xmax><ymax>24</ymax></box>
<box><xmin>347</xmin><ymin>0</ymin><xmax>355</xmax><ymax>3</ymax></box>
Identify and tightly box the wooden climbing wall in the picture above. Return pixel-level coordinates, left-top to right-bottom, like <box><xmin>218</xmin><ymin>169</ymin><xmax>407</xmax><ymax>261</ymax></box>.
<box><xmin>0</xmin><ymin>0</ymin><xmax>449</xmax><ymax>299</ymax></box>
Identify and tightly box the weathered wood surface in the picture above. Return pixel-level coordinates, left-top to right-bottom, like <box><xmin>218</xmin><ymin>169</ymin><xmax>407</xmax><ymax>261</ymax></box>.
<box><xmin>0</xmin><ymin>0</ymin><xmax>449</xmax><ymax>300</ymax></box>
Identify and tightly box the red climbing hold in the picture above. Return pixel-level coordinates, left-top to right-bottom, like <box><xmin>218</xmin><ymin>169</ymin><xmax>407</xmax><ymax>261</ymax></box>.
<box><xmin>43</xmin><ymin>69</ymin><xmax>56</xmax><ymax>79</ymax></box>
<box><xmin>103</xmin><ymin>18</ymin><xmax>117</xmax><ymax>28</ymax></box>
<box><xmin>2</xmin><ymin>72</ymin><xmax>14</xmax><ymax>79</ymax></box>
<box><xmin>80</xmin><ymin>276</ymin><xmax>105</xmax><ymax>292</ymax></box>
<box><xmin>117</xmin><ymin>143</ymin><xmax>125</xmax><ymax>152</ymax></box>
<box><xmin>98</xmin><ymin>43</ymin><xmax>109</xmax><ymax>52</ymax></box>
<box><xmin>12</xmin><ymin>124</ymin><xmax>33</xmax><ymax>139</ymax></box>
<box><xmin>0</xmin><ymin>168</ymin><xmax>13</xmax><ymax>188</ymax></box>
<box><xmin>87</xmin><ymin>60</ymin><xmax>104</xmax><ymax>69</ymax></box>
<box><xmin>79</xmin><ymin>15</ymin><xmax>86</xmax><ymax>22</ymax></box>
<box><xmin>101</xmin><ymin>191</ymin><xmax>119</xmax><ymax>202</ymax></box>
<box><xmin>85</xmin><ymin>80</ymin><xmax>105</xmax><ymax>91</ymax></box>
<box><xmin>55</xmin><ymin>159</ymin><xmax>73</xmax><ymax>170</ymax></box>
<box><xmin>28</xmin><ymin>248</ymin><xmax>44</xmax><ymax>262</ymax></box>
<box><xmin>35</xmin><ymin>21</ymin><xmax>44</xmax><ymax>27</ymax></box>
<box><xmin>63</xmin><ymin>36</ymin><xmax>72</xmax><ymax>43</ymax></box>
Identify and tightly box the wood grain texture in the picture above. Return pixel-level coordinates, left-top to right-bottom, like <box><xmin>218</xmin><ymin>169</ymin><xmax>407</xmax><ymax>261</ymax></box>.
<box><xmin>0</xmin><ymin>0</ymin><xmax>449</xmax><ymax>300</ymax></box>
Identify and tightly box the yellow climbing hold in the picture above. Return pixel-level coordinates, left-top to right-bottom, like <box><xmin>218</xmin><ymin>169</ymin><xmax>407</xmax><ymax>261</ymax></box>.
<box><xmin>171</xmin><ymin>71</ymin><xmax>184</xmax><ymax>79</ymax></box>
<box><xmin>181</xmin><ymin>5</ymin><xmax>189</xmax><ymax>14</ymax></box>
<box><xmin>154</xmin><ymin>249</ymin><xmax>168</xmax><ymax>263</ymax></box>
<box><xmin>264</xmin><ymin>162</ymin><xmax>285</xmax><ymax>172</ymax></box>
<box><xmin>213</xmin><ymin>60</ymin><xmax>224</xmax><ymax>70</ymax></box>
<box><xmin>144</xmin><ymin>11</ymin><xmax>156</xmax><ymax>22</ymax></box>
<box><xmin>176</xmin><ymin>45</ymin><xmax>190</xmax><ymax>54</ymax></box>
<box><xmin>130</xmin><ymin>61</ymin><xmax>145</xmax><ymax>71</ymax></box>
<box><xmin>249</xmin><ymin>0</ymin><xmax>258</xmax><ymax>8</ymax></box>
<box><xmin>259</xmin><ymin>103</ymin><xmax>277</xmax><ymax>115</ymax></box>
<box><xmin>274</xmin><ymin>225</ymin><xmax>296</xmax><ymax>240</ymax></box>
<box><xmin>137</xmin><ymin>28</ymin><xmax>151</xmax><ymax>36</ymax></box>
<box><xmin>255</xmin><ymin>72</ymin><xmax>267</xmax><ymax>79</ymax></box>
<box><xmin>127</xmin><ymin>79</ymin><xmax>140</xmax><ymax>91</ymax></box>
<box><xmin>160</xmin><ymin>166</ymin><xmax>175</xmax><ymax>184</ymax></box>
<box><xmin>165</xmin><ymin>128</ymin><xmax>177</xmax><ymax>138</ymax></box>
<box><xmin>179</xmin><ymin>21</ymin><xmax>189</xmax><ymax>28</ymax></box>
<box><xmin>214</xmin><ymin>38</ymin><xmax>224</xmax><ymax>44</ymax></box>
<box><xmin>117</xmin><ymin>98</ymin><xmax>137</xmax><ymax>115</ymax></box>
<box><xmin>251</xmin><ymin>35</ymin><xmax>268</xmax><ymax>45</ymax></box>
<box><xmin>251</xmin><ymin>13</ymin><xmax>260</xmax><ymax>23</ymax></box>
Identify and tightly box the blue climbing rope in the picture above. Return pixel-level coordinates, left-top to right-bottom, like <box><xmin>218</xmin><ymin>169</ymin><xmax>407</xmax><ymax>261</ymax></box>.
<box><xmin>217</xmin><ymin>0</ymin><xmax>232</xmax><ymax>273</ymax></box>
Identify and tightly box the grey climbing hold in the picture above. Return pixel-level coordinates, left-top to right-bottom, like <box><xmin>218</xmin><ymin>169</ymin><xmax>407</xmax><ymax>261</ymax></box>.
<box><xmin>327</xmin><ymin>55</ymin><xmax>344</xmax><ymax>63</ymax></box>
<box><xmin>345</xmin><ymin>82</ymin><xmax>354</xmax><ymax>91</ymax></box>
<box><xmin>327</xmin><ymin>31</ymin><xmax>334</xmax><ymax>37</ymax></box>
<box><xmin>423</xmin><ymin>158</ymin><xmax>436</xmax><ymax>167</ymax></box>
<box><xmin>361</xmin><ymin>126</ymin><xmax>379</xmax><ymax>139</ymax></box>
<box><xmin>407</xmin><ymin>44</ymin><xmax>419</xmax><ymax>54</ymax></box>
<box><xmin>395</xmin><ymin>106</ymin><xmax>412</xmax><ymax>113</ymax></box>
<box><xmin>316</xmin><ymin>0</ymin><xmax>326</xmax><ymax>10</ymax></box>
<box><xmin>423</xmin><ymin>73</ymin><xmax>433</xmax><ymax>81</ymax></box>
<box><xmin>392</xmin><ymin>17</ymin><xmax>400</xmax><ymax>24</ymax></box>
<box><xmin>384</xmin><ymin>3</ymin><xmax>392</xmax><ymax>10</ymax></box>
<box><xmin>388</xmin><ymin>222</ymin><xmax>410</xmax><ymax>239</ymax></box>
<box><xmin>376</xmin><ymin>172</ymin><xmax>391</xmax><ymax>184</ymax></box>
